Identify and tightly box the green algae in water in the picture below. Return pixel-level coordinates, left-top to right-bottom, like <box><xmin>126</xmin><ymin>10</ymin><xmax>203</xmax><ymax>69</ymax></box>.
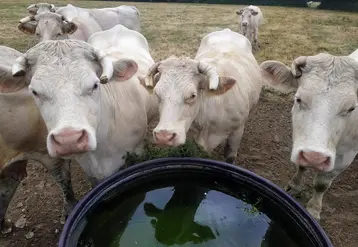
<box><xmin>78</xmin><ymin>183</ymin><xmax>303</xmax><ymax>247</ymax></box>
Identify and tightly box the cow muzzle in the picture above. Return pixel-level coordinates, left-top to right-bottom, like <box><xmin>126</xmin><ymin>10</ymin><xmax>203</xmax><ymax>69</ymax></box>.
<box><xmin>295</xmin><ymin>149</ymin><xmax>333</xmax><ymax>172</ymax></box>
<box><xmin>49</xmin><ymin>128</ymin><xmax>90</xmax><ymax>156</ymax></box>
<box><xmin>153</xmin><ymin>129</ymin><xmax>179</xmax><ymax>147</ymax></box>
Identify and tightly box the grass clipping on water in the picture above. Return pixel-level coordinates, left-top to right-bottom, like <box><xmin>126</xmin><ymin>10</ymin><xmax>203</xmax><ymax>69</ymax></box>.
<box><xmin>124</xmin><ymin>140</ymin><xmax>213</xmax><ymax>167</ymax></box>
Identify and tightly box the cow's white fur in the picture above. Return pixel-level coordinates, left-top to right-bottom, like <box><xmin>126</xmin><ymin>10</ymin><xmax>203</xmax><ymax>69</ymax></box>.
<box><xmin>260</xmin><ymin>48</ymin><xmax>358</xmax><ymax>220</ymax></box>
<box><xmin>56</xmin><ymin>4</ymin><xmax>141</xmax><ymax>32</ymax></box>
<box><xmin>141</xmin><ymin>28</ymin><xmax>262</xmax><ymax>163</ymax></box>
<box><xmin>12</xmin><ymin>25</ymin><xmax>156</xmax><ymax>183</ymax></box>
<box><xmin>18</xmin><ymin>12</ymin><xmax>102</xmax><ymax>42</ymax></box>
<box><xmin>236</xmin><ymin>5</ymin><xmax>264</xmax><ymax>46</ymax></box>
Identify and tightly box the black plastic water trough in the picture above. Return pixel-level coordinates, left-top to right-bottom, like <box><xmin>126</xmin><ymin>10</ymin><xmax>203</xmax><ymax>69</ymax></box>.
<box><xmin>59</xmin><ymin>157</ymin><xmax>333</xmax><ymax>247</ymax></box>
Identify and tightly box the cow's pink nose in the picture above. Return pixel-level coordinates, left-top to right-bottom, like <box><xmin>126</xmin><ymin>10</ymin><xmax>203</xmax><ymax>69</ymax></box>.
<box><xmin>154</xmin><ymin>130</ymin><xmax>177</xmax><ymax>146</ymax></box>
<box><xmin>299</xmin><ymin>151</ymin><xmax>330</xmax><ymax>166</ymax></box>
<box><xmin>50</xmin><ymin>128</ymin><xmax>89</xmax><ymax>155</ymax></box>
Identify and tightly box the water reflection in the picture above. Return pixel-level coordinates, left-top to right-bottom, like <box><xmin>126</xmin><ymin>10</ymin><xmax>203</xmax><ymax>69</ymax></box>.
<box><xmin>78</xmin><ymin>183</ymin><xmax>300</xmax><ymax>247</ymax></box>
<box><xmin>143</xmin><ymin>185</ymin><xmax>215</xmax><ymax>245</ymax></box>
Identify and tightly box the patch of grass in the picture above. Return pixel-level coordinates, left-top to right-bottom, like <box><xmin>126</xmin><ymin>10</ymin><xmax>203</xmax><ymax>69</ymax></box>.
<box><xmin>124</xmin><ymin>140</ymin><xmax>213</xmax><ymax>167</ymax></box>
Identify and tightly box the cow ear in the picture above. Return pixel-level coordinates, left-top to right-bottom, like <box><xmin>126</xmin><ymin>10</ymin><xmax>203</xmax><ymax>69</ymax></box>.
<box><xmin>251</xmin><ymin>9</ymin><xmax>259</xmax><ymax>15</ymax></box>
<box><xmin>63</xmin><ymin>22</ymin><xmax>78</xmax><ymax>34</ymax></box>
<box><xmin>260</xmin><ymin>60</ymin><xmax>298</xmax><ymax>93</ymax></box>
<box><xmin>200</xmin><ymin>75</ymin><xmax>236</xmax><ymax>96</ymax></box>
<box><xmin>236</xmin><ymin>9</ymin><xmax>243</xmax><ymax>15</ymax></box>
<box><xmin>112</xmin><ymin>59</ymin><xmax>138</xmax><ymax>82</ymax></box>
<box><xmin>0</xmin><ymin>64</ymin><xmax>27</xmax><ymax>93</ymax></box>
<box><xmin>18</xmin><ymin>22</ymin><xmax>37</xmax><ymax>35</ymax></box>
<box><xmin>27</xmin><ymin>6</ymin><xmax>38</xmax><ymax>15</ymax></box>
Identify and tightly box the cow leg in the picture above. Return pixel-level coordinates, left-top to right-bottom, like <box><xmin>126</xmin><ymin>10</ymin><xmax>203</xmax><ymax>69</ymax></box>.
<box><xmin>0</xmin><ymin>160</ymin><xmax>27</xmax><ymax>234</ymax></box>
<box><xmin>253</xmin><ymin>27</ymin><xmax>259</xmax><ymax>46</ymax></box>
<box><xmin>306</xmin><ymin>152</ymin><xmax>354</xmax><ymax>220</ymax></box>
<box><xmin>285</xmin><ymin>165</ymin><xmax>307</xmax><ymax>197</ymax></box>
<box><xmin>307</xmin><ymin>170</ymin><xmax>339</xmax><ymax>221</ymax></box>
<box><xmin>224</xmin><ymin>126</ymin><xmax>244</xmax><ymax>164</ymax></box>
<box><xmin>5</xmin><ymin>152</ymin><xmax>78</xmax><ymax>224</ymax></box>
<box><xmin>47</xmin><ymin>159</ymin><xmax>78</xmax><ymax>224</ymax></box>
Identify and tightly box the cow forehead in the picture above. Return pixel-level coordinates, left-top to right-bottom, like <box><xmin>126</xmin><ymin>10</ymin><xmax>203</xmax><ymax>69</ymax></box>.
<box><xmin>299</xmin><ymin>55</ymin><xmax>357</xmax><ymax>90</ymax></box>
<box><xmin>242</xmin><ymin>8</ymin><xmax>252</xmax><ymax>15</ymax></box>
<box><xmin>156</xmin><ymin>61</ymin><xmax>200</xmax><ymax>92</ymax></box>
<box><xmin>31</xmin><ymin>61</ymin><xmax>98</xmax><ymax>87</ymax></box>
<box><xmin>159</xmin><ymin>57</ymin><xmax>198</xmax><ymax>71</ymax></box>
<box><xmin>26</xmin><ymin>40</ymin><xmax>96</xmax><ymax>63</ymax></box>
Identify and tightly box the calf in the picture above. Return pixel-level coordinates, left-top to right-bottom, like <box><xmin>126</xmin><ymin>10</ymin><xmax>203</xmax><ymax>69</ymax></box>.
<box><xmin>18</xmin><ymin>12</ymin><xmax>102</xmax><ymax>42</ymax></box>
<box><xmin>260</xmin><ymin>49</ymin><xmax>358</xmax><ymax>220</ymax></box>
<box><xmin>236</xmin><ymin>5</ymin><xmax>264</xmax><ymax>48</ymax></box>
<box><xmin>12</xmin><ymin>25</ymin><xmax>157</xmax><ymax>185</ymax></box>
<box><xmin>0</xmin><ymin>45</ymin><xmax>77</xmax><ymax>233</ymax></box>
<box><xmin>139</xmin><ymin>28</ymin><xmax>262</xmax><ymax>163</ymax></box>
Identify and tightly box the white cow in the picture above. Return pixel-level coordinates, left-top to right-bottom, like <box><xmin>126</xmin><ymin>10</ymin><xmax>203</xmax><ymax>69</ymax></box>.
<box><xmin>55</xmin><ymin>3</ymin><xmax>141</xmax><ymax>32</ymax></box>
<box><xmin>139</xmin><ymin>28</ymin><xmax>262</xmax><ymax>163</ymax></box>
<box><xmin>11</xmin><ymin>25</ymin><xmax>157</xmax><ymax>185</ymax></box>
<box><xmin>0</xmin><ymin>45</ymin><xmax>77</xmax><ymax>233</ymax></box>
<box><xmin>18</xmin><ymin>12</ymin><xmax>102</xmax><ymax>42</ymax></box>
<box><xmin>236</xmin><ymin>5</ymin><xmax>264</xmax><ymax>48</ymax></box>
<box><xmin>260</xmin><ymin>48</ymin><xmax>358</xmax><ymax>220</ymax></box>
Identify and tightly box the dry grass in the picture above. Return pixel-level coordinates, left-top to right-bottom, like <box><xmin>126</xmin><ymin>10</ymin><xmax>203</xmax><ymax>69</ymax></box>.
<box><xmin>1</xmin><ymin>0</ymin><xmax>357</xmax><ymax>63</ymax></box>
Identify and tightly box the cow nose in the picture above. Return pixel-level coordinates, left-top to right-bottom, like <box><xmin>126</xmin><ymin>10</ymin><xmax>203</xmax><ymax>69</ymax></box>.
<box><xmin>50</xmin><ymin>128</ymin><xmax>89</xmax><ymax>155</ymax></box>
<box><xmin>299</xmin><ymin>151</ymin><xmax>330</xmax><ymax>166</ymax></box>
<box><xmin>242</xmin><ymin>22</ymin><xmax>248</xmax><ymax>26</ymax></box>
<box><xmin>154</xmin><ymin>130</ymin><xmax>177</xmax><ymax>146</ymax></box>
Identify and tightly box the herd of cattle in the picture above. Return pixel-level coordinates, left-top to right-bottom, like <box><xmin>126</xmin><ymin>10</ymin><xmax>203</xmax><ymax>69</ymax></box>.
<box><xmin>0</xmin><ymin>1</ymin><xmax>357</xmax><ymax>240</ymax></box>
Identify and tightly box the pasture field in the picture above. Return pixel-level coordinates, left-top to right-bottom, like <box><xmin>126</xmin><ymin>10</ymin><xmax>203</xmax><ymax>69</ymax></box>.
<box><xmin>1</xmin><ymin>1</ymin><xmax>358</xmax><ymax>246</ymax></box>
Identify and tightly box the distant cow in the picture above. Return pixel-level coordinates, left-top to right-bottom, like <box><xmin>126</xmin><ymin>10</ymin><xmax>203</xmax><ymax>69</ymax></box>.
<box><xmin>236</xmin><ymin>5</ymin><xmax>264</xmax><ymax>48</ymax></box>
<box><xmin>12</xmin><ymin>25</ymin><xmax>157</xmax><ymax>185</ymax></box>
<box><xmin>260</xmin><ymin>48</ymin><xmax>358</xmax><ymax>220</ymax></box>
<box><xmin>139</xmin><ymin>28</ymin><xmax>262</xmax><ymax>163</ymax></box>
<box><xmin>25</xmin><ymin>3</ymin><xmax>141</xmax><ymax>32</ymax></box>
<box><xmin>18</xmin><ymin>12</ymin><xmax>102</xmax><ymax>42</ymax></box>
<box><xmin>0</xmin><ymin>45</ymin><xmax>77</xmax><ymax>234</ymax></box>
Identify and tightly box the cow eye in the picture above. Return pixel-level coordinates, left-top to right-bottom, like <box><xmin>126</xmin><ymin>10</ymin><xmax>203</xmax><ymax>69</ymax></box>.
<box><xmin>185</xmin><ymin>93</ymin><xmax>197</xmax><ymax>104</ymax></box>
<box><xmin>347</xmin><ymin>107</ymin><xmax>355</xmax><ymax>113</ymax></box>
<box><xmin>93</xmin><ymin>83</ymin><xmax>99</xmax><ymax>90</ymax></box>
<box><xmin>32</xmin><ymin>90</ymin><xmax>38</xmax><ymax>97</ymax></box>
<box><xmin>36</xmin><ymin>33</ymin><xmax>40</xmax><ymax>36</ymax></box>
<box><xmin>295</xmin><ymin>97</ymin><xmax>302</xmax><ymax>104</ymax></box>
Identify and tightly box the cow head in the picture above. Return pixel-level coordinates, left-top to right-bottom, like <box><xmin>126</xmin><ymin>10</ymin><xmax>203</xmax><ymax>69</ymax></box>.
<box><xmin>11</xmin><ymin>40</ymin><xmax>138</xmax><ymax>158</ymax></box>
<box><xmin>27</xmin><ymin>3</ymin><xmax>56</xmax><ymax>15</ymax></box>
<box><xmin>260</xmin><ymin>53</ymin><xmax>358</xmax><ymax>172</ymax></box>
<box><xmin>139</xmin><ymin>56</ymin><xmax>236</xmax><ymax>147</ymax></box>
<box><xmin>18</xmin><ymin>12</ymin><xmax>77</xmax><ymax>42</ymax></box>
<box><xmin>236</xmin><ymin>7</ymin><xmax>258</xmax><ymax>34</ymax></box>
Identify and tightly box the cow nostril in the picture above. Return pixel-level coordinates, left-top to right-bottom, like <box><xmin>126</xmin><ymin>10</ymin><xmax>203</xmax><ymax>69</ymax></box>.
<box><xmin>51</xmin><ymin>134</ymin><xmax>60</xmax><ymax>145</ymax></box>
<box><xmin>77</xmin><ymin>130</ymin><xmax>86</xmax><ymax>143</ymax></box>
<box><xmin>169</xmin><ymin>133</ymin><xmax>176</xmax><ymax>141</ymax></box>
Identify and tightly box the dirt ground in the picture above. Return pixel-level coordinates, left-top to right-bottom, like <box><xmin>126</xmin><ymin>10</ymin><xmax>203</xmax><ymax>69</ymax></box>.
<box><xmin>2</xmin><ymin>89</ymin><xmax>358</xmax><ymax>247</ymax></box>
<box><xmin>0</xmin><ymin>1</ymin><xmax>358</xmax><ymax>247</ymax></box>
